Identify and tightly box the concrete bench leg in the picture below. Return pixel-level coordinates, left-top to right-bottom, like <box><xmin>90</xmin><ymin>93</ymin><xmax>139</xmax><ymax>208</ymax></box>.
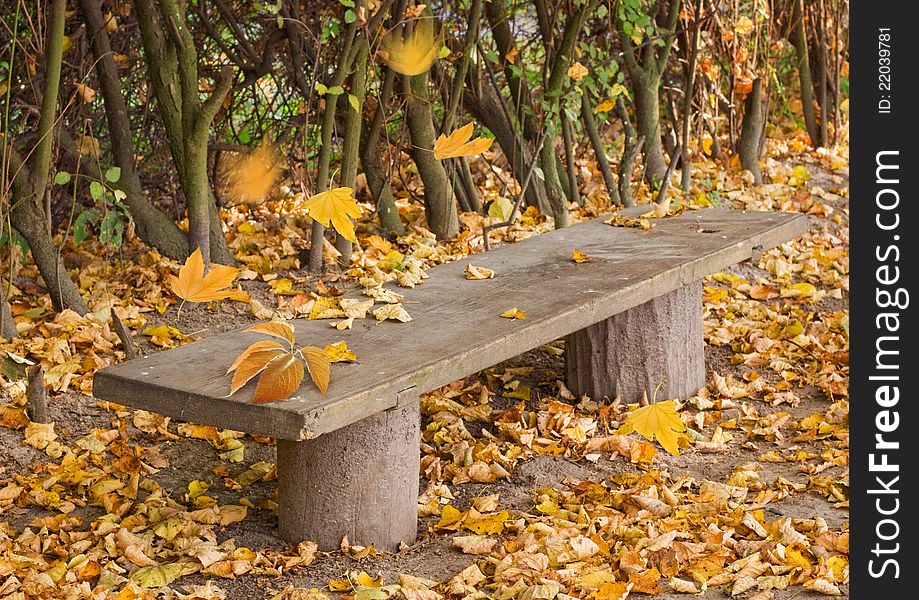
<box><xmin>276</xmin><ymin>390</ymin><xmax>420</xmax><ymax>552</ymax></box>
<box><xmin>565</xmin><ymin>282</ymin><xmax>704</xmax><ymax>403</ymax></box>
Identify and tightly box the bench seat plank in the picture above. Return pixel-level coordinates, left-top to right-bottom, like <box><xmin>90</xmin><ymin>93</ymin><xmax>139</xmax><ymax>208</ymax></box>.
<box><xmin>94</xmin><ymin>208</ymin><xmax>808</xmax><ymax>441</ymax></box>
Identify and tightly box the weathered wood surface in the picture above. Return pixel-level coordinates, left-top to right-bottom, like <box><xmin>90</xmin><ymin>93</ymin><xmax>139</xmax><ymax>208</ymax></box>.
<box><xmin>94</xmin><ymin>209</ymin><xmax>808</xmax><ymax>440</ymax></box>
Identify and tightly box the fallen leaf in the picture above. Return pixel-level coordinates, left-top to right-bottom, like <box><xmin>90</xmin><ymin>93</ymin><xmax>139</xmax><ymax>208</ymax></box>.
<box><xmin>465</xmin><ymin>264</ymin><xmax>495</xmax><ymax>280</ymax></box>
<box><xmin>500</xmin><ymin>307</ymin><xmax>526</xmax><ymax>320</ymax></box>
<box><xmin>620</xmin><ymin>400</ymin><xmax>687</xmax><ymax>456</ymax></box>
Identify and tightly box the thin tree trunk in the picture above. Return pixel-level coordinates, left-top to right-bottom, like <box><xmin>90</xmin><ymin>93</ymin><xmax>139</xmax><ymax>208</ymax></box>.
<box><xmin>306</xmin><ymin>16</ymin><xmax>358</xmax><ymax>271</ymax></box>
<box><xmin>361</xmin><ymin>69</ymin><xmax>404</xmax><ymax>235</ymax></box>
<box><xmin>680</xmin><ymin>0</ymin><xmax>703</xmax><ymax>194</ymax></box>
<box><xmin>133</xmin><ymin>0</ymin><xmax>233</xmax><ymax>265</ymax></box>
<box><xmin>334</xmin><ymin>31</ymin><xmax>369</xmax><ymax>264</ymax></box>
<box><xmin>581</xmin><ymin>93</ymin><xmax>621</xmax><ymax>205</ymax></box>
<box><xmin>7</xmin><ymin>0</ymin><xmax>88</xmax><ymax>314</ymax></box>
<box><xmin>738</xmin><ymin>78</ymin><xmax>764</xmax><ymax>184</ymax></box>
<box><xmin>560</xmin><ymin>111</ymin><xmax>580</xmax><ymax>206</ymax></box>
<box><xmin>406</xmin><ymin>73</ymin><xmax>459</xmax><ymax>239</ymax></box>
<box><xmin>791</xmin><ymin>0</ymin><xmax>821</xmax><ymax>146</ymax></box>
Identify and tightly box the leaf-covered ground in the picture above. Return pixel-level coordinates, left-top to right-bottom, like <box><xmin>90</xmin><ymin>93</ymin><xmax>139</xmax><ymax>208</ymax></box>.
<box><xmin>0</xmin><ymin>136</ymin><xmax>848</xmax><ymax>599</ymax></box>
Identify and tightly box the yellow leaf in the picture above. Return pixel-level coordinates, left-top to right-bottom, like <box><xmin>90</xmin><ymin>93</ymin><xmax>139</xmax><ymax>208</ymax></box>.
<box><xmin>499</xmin><ymin>307</ymin><xmax>526</xmax><ymax>320</ymax></box>
<box><xmin>465</xmin><ymin>264</ymin><xmax>495</xmax><ymax>280</ymax></box>
<box><xmin>567</xmin><ymin>61</ymin><xmax>589</xmax><ymax>82</ymax></box>
<box><xmin>571</xmin><ymin>249</ymin><xmax>591</xmax><ymax>263</ymax></box>
<box><xmin>373</xmin><ymin>303</ymin><xmax>413</xmax><ymax>322</ymax></box>
<box><xmin>487</xmin><ymin>196</ymin><xmax>514</xmax><ymax>220</ymax></box>
<box><xmin>622</xmin><ymin>401</ymin><xmax>687</xmax><ymax>456</ymax></box>
<box><xmin>781</xmin><ymin>282</ymin><xmax>817</xmax><ymax>298</ymax></box>
<box><xmin>188</xmin><ymin>480</ymin><xmax>209</xmax><ymax>498</ymax></box>
<box><xmin>304</xmin><ymin>187</ymin><xmax>363</xmax><ymax>243</ymax></box>
<box><xmin>380</xmin><ymin>18</ymin><xmax>442</xmax><ymax>76</ymax></box>
<box><xmin>252</xmin><ymin>354</ymin><xmax>305</xmax><ymax>403</ymax></box>
<box><xmin>433</xmin><ymin>123</ymin><xmax>494</xmax><ymax>160</ymax></box>
<box><xmin>228</xmin><ymin>141</ymin><xmax>282</xmax><ymax>203</ymax></box>
<box><xmin>594</xmin><ymin>98</ymin><xmax>617</xmax><ymax>114</ymax></box>
<box><xmin>169</xmin><ymin>248</ymin><xmax>239</xmax><ymax>303</ymax></box>
<box><xmin>130</xmin><ymin>563</ymin><xmax>184</xmax><ymax>588</ymax></box>
<box><xmin>303</xmin><ymin>346</ymin><xmax>331</xmax><ymax>395</ymax></box>
<box><xmin>324</xmin><ymin>341</ymin><xmax>356</xmax><ymax>363</ymax></box>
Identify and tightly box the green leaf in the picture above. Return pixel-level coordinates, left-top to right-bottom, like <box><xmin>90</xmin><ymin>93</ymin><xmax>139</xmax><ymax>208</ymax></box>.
<box><xmin>344</xmin><ymin>9</ymin><xmax>356</xmax><ymax>23</ymax></box>
<box><xmin>315</xmin><ymin>82</ymin><xmax>328</xmax><ymax>95</ymax></box>
<box><xmin>99</xmin><ymin>211</ymin><xmax>124</xmax><ymax>248</ymax></box>
<box><xmin>339</xmin><ymin>0</ymin><xmax>354</xmax><ymax>6</ymax></box>
<box><xmin>348</xmin><ymin>93</ymin><xmax>360</xmax><ymax>112</ymax></box>
<box><xmin>89</xmin><ymin>181</ymin><xmax>104</xmax><ymax>201</ymax></box>
<box><xmin>326</xmin><ymin>85</ymin><xmax>344</xmax><ymax>96</ymax></box>
<box><xmin>74</xmin><ymin>208</ymin><xmax>100</xmax><ymax>245</ymax></box>
<box><xmin>113</xmin><ymin>189</ymin><xmax>127</xmax><ymax>201</ymax></box>
<box><xmin>53</xmin><ymin>171</ymin><xmax>71</xmax><ymax>185</ymax></box>
<box><xmin>104</xmin><ymin>166</ymin><xmax>121</xmax><ymax>183</ymax></box>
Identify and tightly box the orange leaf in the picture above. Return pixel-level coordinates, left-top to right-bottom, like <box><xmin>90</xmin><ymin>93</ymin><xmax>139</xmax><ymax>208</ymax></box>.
<box><xmin>245</xmin><ymin>321</ymin><xmax>295</xmax><ymax>347</ymax></box>
<box><xmin>302</xmin><ymin>346</ymin><xmax>331</xmax><ymax>395</ymax></box>
<box><xmin>229</xmin><ymin>347</ymin><xmax>286</xmax><ymax>395</ymax></box>
<box><xmin>252</xmin><ymin>354</ymin><xmax>304</xmax><ymax>403</ymax></box>
<box><xmin>433</xmin><ymin>123</ymin><xmax>494</xmax><ymax>160</ymax></box>
<box><xmin>169</xmin><ymin>248</ymin><xmax>238</xmax><ymax>303</ymax></box>
<box><xmin>227</xmin><ymin>339</ymin><xmax>285</xmax><ymax>374</ymax></box>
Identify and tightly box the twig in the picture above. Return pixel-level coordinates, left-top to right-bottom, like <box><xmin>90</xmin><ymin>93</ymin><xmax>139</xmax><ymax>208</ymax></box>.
<box><xmin>26</xmin><ymin>365</ymin><xmax>49</xmax><ymax>424</ymax></box>
<box><xmin>111</xmin><ymin>309</ymin><xmax>137</xmax><ymax>359</ymax></box>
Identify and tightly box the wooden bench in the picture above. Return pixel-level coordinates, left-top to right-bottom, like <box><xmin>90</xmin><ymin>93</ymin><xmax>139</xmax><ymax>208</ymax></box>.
<box><xmin>93</xmin><ymin>208</ymin><xmax>808</xmax><ymax>551</ymax></box>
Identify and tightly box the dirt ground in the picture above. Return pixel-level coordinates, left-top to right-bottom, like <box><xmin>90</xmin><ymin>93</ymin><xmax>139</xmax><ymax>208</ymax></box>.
<box><xmin>0</xmin><ymin>161</ymin><xmax>849</xmax><ymax>599</ymax></box>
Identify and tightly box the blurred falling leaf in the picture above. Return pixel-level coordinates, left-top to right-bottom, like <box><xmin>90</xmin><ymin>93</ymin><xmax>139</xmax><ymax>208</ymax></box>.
<box><xmin>228</xmin><ymin>142</ymin><xmax>282</xmax><ymax>203</ymax></box>
<box><xmin>380</xmin><ymin>18</ymin><xmax>442</xmax><ymax>76</ymax></box>
<box><xmin>433</xmin><ymin>123</ymin><xmax>494</xmax><ymax>160</ymax></box>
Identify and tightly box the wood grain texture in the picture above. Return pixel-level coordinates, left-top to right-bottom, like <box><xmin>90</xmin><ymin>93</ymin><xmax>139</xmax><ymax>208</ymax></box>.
<box><xmin>93</xmin><ymin>209</ymin><xmax>808</xmax><ymax>440</ymax></box>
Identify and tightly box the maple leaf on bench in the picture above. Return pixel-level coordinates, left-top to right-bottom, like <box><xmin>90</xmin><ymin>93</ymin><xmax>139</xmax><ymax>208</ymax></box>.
<box><xmin>227</xmin><ymin>321</ymin><xmax>333</xmax><ymax>403</ymax></box>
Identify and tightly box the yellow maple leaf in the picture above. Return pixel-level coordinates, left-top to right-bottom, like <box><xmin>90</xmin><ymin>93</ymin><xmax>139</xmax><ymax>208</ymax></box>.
<box><xmin>433</xmin><ymin>123</ymin><xmax>494</xmax><ymax>160</ymax></box>
<box><xmin>227</xmin><ymin>141</ymin><xmax>282</xmax><ymax>203</ymax></box>
<box><xmin>621</xmin><ymin>400</ymin><xmax>687</xmax><ymax>456</ymax></box>
<box><xmin>380</xmin><ymin>18</ymin><xmax>442</xmax><ymax>76</ymax></box>
<box><xmin>323</xmin><ymin>341</ymin><xmax>356</xmax><ymax>363</ymax></box>
<box><xmin>169</xmin><ymin>248</ymin><xmax>239</xmax><ymax>303</ymax></box>
<box><xmin>303</xmin><ymin>187</ymin><xmax>363</xmax><ymax>243</ymax></box>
